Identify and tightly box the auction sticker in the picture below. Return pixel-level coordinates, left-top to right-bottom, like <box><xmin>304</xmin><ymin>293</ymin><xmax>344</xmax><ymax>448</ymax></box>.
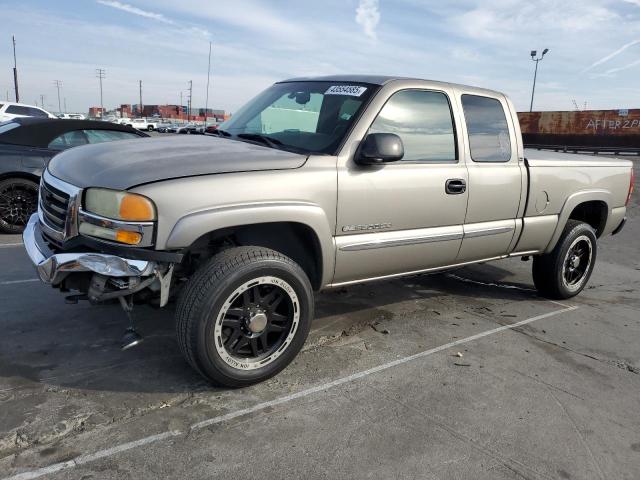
<box><xmin>325</xmin><ymin>85</ymin><xmax>367</xmax><ymax>96</ymax></box>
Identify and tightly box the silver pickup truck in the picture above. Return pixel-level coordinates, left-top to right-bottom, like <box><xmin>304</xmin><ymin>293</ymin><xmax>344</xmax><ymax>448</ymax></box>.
<box><xmin>23</xmin><ymin>75</ymin><xmax>634</xmax><ymax>387</ymax></box>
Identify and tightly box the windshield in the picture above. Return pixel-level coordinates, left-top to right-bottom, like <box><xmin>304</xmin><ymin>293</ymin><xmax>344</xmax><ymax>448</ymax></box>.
<box><xmin>219</xmin><ymin>81</ymin><xmax>378</xmax><ymax>155</ymax></box>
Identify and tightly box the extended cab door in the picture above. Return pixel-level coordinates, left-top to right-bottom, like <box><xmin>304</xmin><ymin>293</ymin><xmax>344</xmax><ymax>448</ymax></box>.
<box><xmin>454</xmin><ymin>92</ymin><xmax>525</xmax><ymax>262</ymax></box>
<box><xmin>333</xmin><ymin>85</ymin><xmax>468</xmax><ymax>285</ymax></box>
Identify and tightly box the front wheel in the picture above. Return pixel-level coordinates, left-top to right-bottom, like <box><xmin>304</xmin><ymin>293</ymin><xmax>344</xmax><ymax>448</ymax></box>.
<box><xmin>532</xmin><ymin>220</ymin><xmax>597</xmax><ymax>299</ymax></box>
<box><xmin>175</xmin><ymin>246</ymin><xmax>314</xmax><ymax>387</ymax></box>
<box><xmin>0</xmin><ymin>178</ymin><xmax>39</xmax><ymax>234</ymax></box>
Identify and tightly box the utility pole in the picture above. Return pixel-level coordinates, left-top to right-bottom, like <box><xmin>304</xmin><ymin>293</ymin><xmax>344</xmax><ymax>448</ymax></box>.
<box><xmin>12</xmin><ymin>36</ymin><xmax>19</xmax><ymax>103</ymax></box>
<box><xmin>96</xmin><ymin>68</ymin><xmax>106</xmax><ymax>116</ymax></box>
<box><xmin>53</xmin><ymin>80</ymin><xmax>63</xmax><ymax>114</ymax></box>
<box><xmin>529</xmin><ymin>48</ymin><xmax>549</xmax><ymax>112</ymax></box>
<box><xmin>179</xmin><ymin>91</ymin><xmax>183</xmax><ymax>119</ymax></box>
<box><xmin>63</xmin><ymin>97</ymin><xmax>67</xmax><ymax>113</ymax></box>
<box><xmin>187</xmin><ymin>80</ymin><xmax>193</xmax><ymax>121</ymax></box>
<box><xmin>204</xmin><ymin>41</ymin><xmax>212</xmax><ymax>126</ymax></box>
<box><xmin>139</xmin><ymin>80</ymin><xmax>143</xmax><ymax>118</ymax></box>
<box><xmin>40</xmin><ymin>94</ymin><xmax>45</xmax><ymax>109</ymax></box>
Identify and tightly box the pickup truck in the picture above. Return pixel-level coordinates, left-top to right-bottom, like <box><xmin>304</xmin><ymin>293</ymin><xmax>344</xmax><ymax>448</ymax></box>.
<box><xmin>23</xmin><ymin>75</ymin><xmax>634</xmax><ymax>387</ymax></box>
<box><xmin>126</xmin><ymin>118</ymin><xmax>160</xmax><ymax>131</ymax></box>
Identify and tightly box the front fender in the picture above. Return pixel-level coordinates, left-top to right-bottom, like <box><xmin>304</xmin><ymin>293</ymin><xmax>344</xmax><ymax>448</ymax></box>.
<box><xmin>166</xmin><ymin>202</ymin><xmax>335</xmax><ymax>287</ymax></box>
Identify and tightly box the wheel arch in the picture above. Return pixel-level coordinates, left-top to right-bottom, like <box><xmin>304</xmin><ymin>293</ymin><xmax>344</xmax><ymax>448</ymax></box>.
<box><xmin>544</xmin><ymin>190</ymin><xmax>611</xmax><ymax>253</ymax></box>
<box><xmin>167</xmin><ymin>204</ymin><xmax>335</xmax><ymax>290</ymax></box>
<box><xmin>0</xmin><ymin>171</ymin><xmax>41</xmax><ymax>184</ymax></box>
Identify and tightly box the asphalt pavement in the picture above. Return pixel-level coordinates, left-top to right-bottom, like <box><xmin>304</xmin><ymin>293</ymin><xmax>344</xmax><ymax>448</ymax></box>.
<box><xmin>0</xmin><ymin>165</ymin><xmax>638</xmax><ymax>479</ymax></box>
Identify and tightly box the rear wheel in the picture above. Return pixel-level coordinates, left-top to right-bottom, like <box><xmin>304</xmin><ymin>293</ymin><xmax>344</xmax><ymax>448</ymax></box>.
<box><xmin>0</xmin><ymin>178</ymin><xmax>39</xmax><ymax>234</ymax></box>
<box><xmin>532</xmin><ymin>220</ymin><xmax>597</xmax><ymax>299</ymax></box>
<box><xmin>176</xmin><ymin>246</ymin><xmax>313</xmax><ymax>387</ymax></box>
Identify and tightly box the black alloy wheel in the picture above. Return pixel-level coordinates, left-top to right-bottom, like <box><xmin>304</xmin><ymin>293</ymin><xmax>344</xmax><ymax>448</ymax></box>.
<box><xmin>0</xmin><ymin>178</ymin><xmax>39</xmax><ymax>234</ymax></box>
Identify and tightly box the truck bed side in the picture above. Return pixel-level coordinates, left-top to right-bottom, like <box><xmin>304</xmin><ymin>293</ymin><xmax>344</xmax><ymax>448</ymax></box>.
<box><xmin>514</xmin><ymin>149</ymin><xmax>632</xmax><ymax>254</ymax></box>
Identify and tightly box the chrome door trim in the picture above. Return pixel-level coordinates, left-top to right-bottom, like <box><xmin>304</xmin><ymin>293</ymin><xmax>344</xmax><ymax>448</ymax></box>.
<box><xmin>463</xmin><ymin>225</ymin><xmax>514</xmax><ymax>239</ymax></box>
<box><xmin>339</xmin><ymin>231</ymin><xmax>463</xmax><ymax>251</ymax></box>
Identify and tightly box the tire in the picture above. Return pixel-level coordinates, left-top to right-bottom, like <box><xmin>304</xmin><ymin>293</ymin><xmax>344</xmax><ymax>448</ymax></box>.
<box><xmin>148</xmin><ymin>125</ymin><xmax>154</xmax><ymax>131</ymax></box>
<box><xmin>0</xmin><ymin>178</ymin><xmax>39</xmax><ymax>234</ymax></box>
<box><xmin>175</xmin><ymin>246</ymin><xmax>314</xmax><ymax>387</ymax></box>
<box><xmin>532</xmin><ymin>220</ymin><xmax>597</xmax><ymax>299</ymax></box>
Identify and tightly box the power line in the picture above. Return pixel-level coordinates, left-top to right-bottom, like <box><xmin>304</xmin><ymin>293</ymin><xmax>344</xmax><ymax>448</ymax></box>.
<box><xmin>96</xmin><ymin>68</ymin><xmax>106</xmax><ymax>115</ymax></box>
<box><xmin>53</xmin><ymin>80</ymin><xmax>63</xmax><ymax>114</ymax></box>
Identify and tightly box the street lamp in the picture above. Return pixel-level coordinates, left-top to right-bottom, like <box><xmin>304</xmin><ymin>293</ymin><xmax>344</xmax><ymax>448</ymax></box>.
<box><xmin>529</xmin><ymin>48</ymin><xmax>549</xmax><ymax>112</ymax></box>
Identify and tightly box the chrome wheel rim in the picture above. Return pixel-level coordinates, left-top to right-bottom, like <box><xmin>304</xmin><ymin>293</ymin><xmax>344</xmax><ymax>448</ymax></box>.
<box><xmin>0</xmin><ymin>183</ymin><xmax>38</xmax><ymax>228</ymax></box>
<box><xmin>214</xmin><ymin>276</ymin><xmax>299</xmax><ymax>371</ymax></box>
<box><xmin>562</xmin><ymin>235</ymin><xmax>593</xmax><ymax>292</ymax></box>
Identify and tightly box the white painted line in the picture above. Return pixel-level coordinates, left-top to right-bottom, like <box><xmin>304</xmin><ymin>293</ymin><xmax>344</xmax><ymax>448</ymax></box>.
<box><xmin>2</xmin><ymin>304</ymin><xmax>577</xmax><ymax>480</ymax></box>
<box><xmin>0</xmin><ymin>243</ymin><xmax>23</xmax><ymax>249</ymax></box>
<box><xmin>5</xmin><ymin>432</ymin><xmax>181</xmax><ymax>480</ymax></box>
<box><xmin>0</xmin><ymin>279</ymin><xmax>39</xmax><ymax>286</ymax></box>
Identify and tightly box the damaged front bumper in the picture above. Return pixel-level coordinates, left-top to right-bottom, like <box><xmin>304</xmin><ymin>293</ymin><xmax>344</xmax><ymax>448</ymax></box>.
<box><xmin>23</xmin><ymin>214</ymin><xmax>173</xmax><ymax>306</ymax></box>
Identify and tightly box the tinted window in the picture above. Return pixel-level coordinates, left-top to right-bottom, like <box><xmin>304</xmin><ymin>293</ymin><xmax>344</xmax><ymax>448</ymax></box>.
<box><xmin>0</xmin><ymin>103</ymin><xmax>4</xmax><ymax>109</ymax></box>
<box><xmin>28</xmin><ymin>107</ymin><xmax>49</xmax><ymax>118</ymax></box>
<box><xmin>368</xmin><ymin>90</ymin><xmax>456</xmax><ymax>162</ymax></box>
<box><xmin>84</xmin><ymin>129</ymin><xmax>139</xmax><ymax>143</ymax></box>
<box><xmin>6</xmin><ymin>105</ymin><xmax>31</xmax><ymax>115</ymax></box>
<box><xmin>48</xmin><ymin>130</ymin><xmax>88</xmax><ymax>150</ymax></box>
<box><xmin>0</xmin><ymin>121</ymin><xmax>19</xmax><ymax>135</ymax></box>
<box><xmin>461</xmin><ymin>95</ymin><xmax>511</xmax><ymax>162</ymax></box>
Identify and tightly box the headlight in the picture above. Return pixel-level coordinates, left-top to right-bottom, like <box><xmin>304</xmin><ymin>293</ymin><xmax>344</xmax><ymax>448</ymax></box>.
<box><xmin>80</xmin><ymin>188</ymin><xmax>156</xmax><ymax>246</ymax></box>
<box><xmin>84</xmin><ymin>188</ymin><xmax>156</xmax><ymax>221</ymax></box>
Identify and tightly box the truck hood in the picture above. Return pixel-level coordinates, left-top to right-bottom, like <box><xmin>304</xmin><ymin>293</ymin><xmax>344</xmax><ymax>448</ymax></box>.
<box><xmin>48</xmin><ymin>135</ymin><xmax>308</xmax><ymax>190</ymax></box>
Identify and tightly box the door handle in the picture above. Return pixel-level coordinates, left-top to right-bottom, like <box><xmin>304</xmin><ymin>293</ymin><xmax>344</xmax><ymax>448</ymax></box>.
<box><xmin>445</xmin><ymin>179</ymin><xmax>466</xmax><ymax>195</ymax></box>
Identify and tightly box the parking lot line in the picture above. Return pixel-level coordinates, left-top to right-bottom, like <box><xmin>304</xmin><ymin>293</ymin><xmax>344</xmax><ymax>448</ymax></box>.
<box><xmin>0</xmin><ymin>243</ymin><xmax>23</xmax><ymax>248</ymax></box>
<box><xmin>0</xmin><ymin>279</ymin><xmax>39</xmax><ymax>286</ymax></box>
<box><xmin>2</xmin><ymin>303</ymin><xmax>577</xmax><ymax>480</ymax></box>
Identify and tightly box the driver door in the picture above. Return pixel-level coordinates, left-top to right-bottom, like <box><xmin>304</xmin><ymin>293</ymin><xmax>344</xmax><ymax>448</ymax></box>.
<box><xmin>333</xmin><ymin>87</ymin><xmax>468</xmax><ymax>285</ymax></box>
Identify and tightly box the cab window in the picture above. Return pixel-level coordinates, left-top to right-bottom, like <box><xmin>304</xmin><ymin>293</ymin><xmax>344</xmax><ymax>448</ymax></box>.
<box><xmin>461</xmin><ymin>95</ymin><xmax>512</xmax><ymax>162</ymax></box>
<box><xmin>368</xmin><ymin>90</ymin><xmax>457</xmax><ymax>162</ymax></box>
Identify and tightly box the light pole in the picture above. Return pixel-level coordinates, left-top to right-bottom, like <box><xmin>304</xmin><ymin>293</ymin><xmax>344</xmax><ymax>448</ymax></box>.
<box><xmin>12</xmin><ymin>35</ymin><xmax>19</xmax><ymax>102</ymax></box>
<box><xmin>529</xmin><ymin>48</ymin><xmax>549</xmax><ymax>112</ymax></box>
<box><xmin>53</xmin><ymin>80</ymin><xmax>63</xmax><ymax>114</ymax></box>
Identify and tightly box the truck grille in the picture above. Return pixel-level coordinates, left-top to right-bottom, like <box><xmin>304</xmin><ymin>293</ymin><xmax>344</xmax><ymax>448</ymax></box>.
<box><xmin>39</xmin><ymin>179</ymin><xmax>70</xmax><ymax>232</ymax></box>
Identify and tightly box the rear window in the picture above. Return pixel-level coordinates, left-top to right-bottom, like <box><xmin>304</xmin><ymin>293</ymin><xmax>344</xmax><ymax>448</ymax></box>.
<box><xmin>6</xmin><ymin>105</ymin><xmax>30</xmax><ymax>115</ymax></box>
<box><xmin>84</xmin><ymin>129</ymin><xmax>140</xmax><ymax>143</ymax></box>
<box><xmin>461</xmin><ymin>95</ymin><xmax>512</xmax><ymax>162</ymax></box>
<box><xmin>28</xmin><ymin>107</ymin><xmax>49</xmax><ymax>118</ymax></box>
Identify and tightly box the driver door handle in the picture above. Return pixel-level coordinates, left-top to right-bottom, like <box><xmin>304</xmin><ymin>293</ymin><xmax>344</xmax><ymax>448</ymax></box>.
<box><xmin>445</xmin><ymin>179</ymin><xmax>466</xmax><ymax>195</ymax></box>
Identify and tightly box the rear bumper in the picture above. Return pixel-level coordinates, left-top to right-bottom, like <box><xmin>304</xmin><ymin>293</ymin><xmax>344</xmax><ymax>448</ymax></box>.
<box><xmin>23</xmin><ymin>214</ymin><xmax>158</xmax><ymax>285</ymax></box>
<box><xmin>612</xmin><ymin>217</ymin><xmax>627</xmax><ymax>236</ymax></box>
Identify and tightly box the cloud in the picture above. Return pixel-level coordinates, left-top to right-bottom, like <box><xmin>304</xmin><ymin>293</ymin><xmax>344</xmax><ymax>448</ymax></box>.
<box><xmin>356</xmin><ymin>0</ymin><xmax>381</xmax><ymax>40</ymax></box>
<box><xmin>581</xmin><ymin>39</ymin><xmax>640</xmax><ymax>73</ymax></box>
<box><xmin>96</xmin><ymin>0</ymin><xmax>174</xmax><ymax>24</ymax></box>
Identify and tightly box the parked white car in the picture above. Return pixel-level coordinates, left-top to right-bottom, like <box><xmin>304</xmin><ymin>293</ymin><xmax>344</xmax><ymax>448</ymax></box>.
<box><xmin>0</xmin><ymin>102</ymin><xmax>56</xmax><ymax>122</ymax></box>
<box><xmin>58</xmin><ymin>113</ymin><xmax>86</xmax><ymax>120</ymax></box>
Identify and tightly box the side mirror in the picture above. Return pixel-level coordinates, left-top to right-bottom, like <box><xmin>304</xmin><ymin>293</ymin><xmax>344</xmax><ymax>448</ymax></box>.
<box><xmin>355</xmin><ymin>133</ymin><xmax>404</xmax><ymax>165</ymax></box>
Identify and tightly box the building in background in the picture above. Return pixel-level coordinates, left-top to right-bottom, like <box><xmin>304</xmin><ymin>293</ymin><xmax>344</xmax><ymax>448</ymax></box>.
<box><xmin>88</xmin><ymin>106</ymin><xmax>104</xmax><ymax>118</ymax></box>
<box><xmin>518</xmin><ymin>109</ymin><xmax>640</xmax><ymax>151</ymax></box>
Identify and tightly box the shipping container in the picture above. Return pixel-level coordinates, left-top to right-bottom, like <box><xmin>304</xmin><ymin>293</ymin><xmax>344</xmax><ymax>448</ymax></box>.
<box><xmin>518</xmin><ymin>109</ymin><xmax>640</xmax><ymax>152</ymax></box>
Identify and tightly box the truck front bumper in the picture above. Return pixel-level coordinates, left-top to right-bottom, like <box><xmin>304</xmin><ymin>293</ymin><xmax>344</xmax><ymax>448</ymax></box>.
<box><xmin>23</xmin><ymin>214</ymin><xmax>158</xmax><ymax>285</ymax></box>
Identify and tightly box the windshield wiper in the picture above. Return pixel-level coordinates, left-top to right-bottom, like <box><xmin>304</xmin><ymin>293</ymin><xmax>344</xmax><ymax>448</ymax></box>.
<box><xmin>236</xmin><ymin>133</ymin><xmax>284</xmax><ymax>149</ymax></box>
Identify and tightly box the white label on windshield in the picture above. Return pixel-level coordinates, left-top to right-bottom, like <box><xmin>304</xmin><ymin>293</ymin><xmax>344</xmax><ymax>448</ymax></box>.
<box><xmin>325</xmin><ymin>85</ymin><xmax>367</xmax><ymax>97</ymax></box>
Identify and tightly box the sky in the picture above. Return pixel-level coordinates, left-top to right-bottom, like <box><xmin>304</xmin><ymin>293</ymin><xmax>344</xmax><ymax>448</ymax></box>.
<box><xmin>1</xmin><ymin>0</ymin><xmax>639</xmax><ymax>114</ymax></box>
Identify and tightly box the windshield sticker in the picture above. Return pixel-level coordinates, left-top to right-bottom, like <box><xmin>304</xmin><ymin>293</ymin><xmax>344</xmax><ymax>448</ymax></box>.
<box><xmin>325</xmin><ymin>85</ymin><xmax>368</xmax><ymax>97</ymax></box>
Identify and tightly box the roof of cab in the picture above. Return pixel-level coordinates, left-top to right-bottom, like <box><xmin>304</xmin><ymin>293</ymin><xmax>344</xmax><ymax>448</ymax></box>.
<box><xmin>278</xmin><ymin>74</ymin><xmax>505</xmax><ymax>97</ymax></box>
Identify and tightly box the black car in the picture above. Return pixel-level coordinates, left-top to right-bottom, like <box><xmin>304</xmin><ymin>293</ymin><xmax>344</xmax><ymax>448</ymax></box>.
<box><xmin>0</xmin><ymin>118</ymin><xmax>148</xmax><ymax>233</ymax></box>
